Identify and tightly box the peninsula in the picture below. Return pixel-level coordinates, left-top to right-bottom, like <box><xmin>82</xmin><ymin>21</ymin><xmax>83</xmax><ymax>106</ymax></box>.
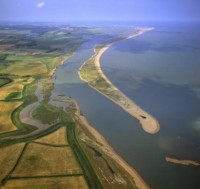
<box><xmin>79</xmin><ymin>27</ymin><xmax>160</xmax><ymax>134</ymax></box>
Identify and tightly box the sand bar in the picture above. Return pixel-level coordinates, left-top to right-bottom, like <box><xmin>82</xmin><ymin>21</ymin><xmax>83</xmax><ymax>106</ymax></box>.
<box><xmin>166</xmin><ymin>157</ymin><xmax>200</xmax><ymax>167</ymax></box>
<box><xmin>79</xmin><ymin>27</ymin><xmax>160</xmax><ymax>134</ymax></box>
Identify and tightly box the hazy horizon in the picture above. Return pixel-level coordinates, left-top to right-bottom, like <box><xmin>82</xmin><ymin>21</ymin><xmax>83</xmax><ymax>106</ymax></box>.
<box><xmin>1</xmin><ymin>0</ymin><xmax>200</xmax><ymax>23</ymax></box>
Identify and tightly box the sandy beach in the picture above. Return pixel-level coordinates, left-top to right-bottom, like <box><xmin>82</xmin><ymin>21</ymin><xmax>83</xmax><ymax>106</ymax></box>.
<box><xmin>79</xmin><ymin>27</ymin><xmax>160</xmax><ymax>134</ymax></box>
<box><xmin>166</xmin><ymin>157</ymin><xmax>200</xmax><ymax>167</ymax></box>
<box><xmin>74</xmin><ymin>101</ymin><xmax>150</xmax><ymax>189</ymax></box>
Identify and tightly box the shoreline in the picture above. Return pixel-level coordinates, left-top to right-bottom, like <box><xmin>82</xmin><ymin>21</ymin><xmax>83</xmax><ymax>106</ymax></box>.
<box><xmin>49</xmin><ymin>54</ymin><xmax>73</xmax><ymax>77</ymax></box>
<box><xmin>74</xmin><ymin>100</ymin><xmax>150</xmax><ymax>189</ymax></box>
<box><xmin>50</xmin><ymin>38</ymin><xmax>150</xmax><ymax>188</ymax></box>
<box><xmin>79</xmin><ymin>27</ymin><xmax>160</xmax><ymax>134</ymax></box>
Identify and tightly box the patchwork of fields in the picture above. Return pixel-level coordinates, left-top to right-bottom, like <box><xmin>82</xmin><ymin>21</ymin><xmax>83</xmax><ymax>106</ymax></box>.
<box><xmin>0</xmin><ymin>25</ymin><xmax>139</xmax><ymax>189</ymax></box>
<box><xmin>0</xmin><ymin>127</ymin><xmax>88</xmax><ymax>189</ymax></box>
<box><xmin>0</xmin><ymin>25</ymin><xmax>93</xmax><ymax>189</ymax></box>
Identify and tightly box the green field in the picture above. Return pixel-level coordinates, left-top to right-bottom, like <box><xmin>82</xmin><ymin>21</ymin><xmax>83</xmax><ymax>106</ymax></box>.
<box><xmin>0</xmin><ymin>25</ymin><xmax>103</xmax><ymax>189</ymax></box>
<box><xmin>0</xmin><ymin>78</ymin><xmax>12</xmax><ymax>87</ymax></box>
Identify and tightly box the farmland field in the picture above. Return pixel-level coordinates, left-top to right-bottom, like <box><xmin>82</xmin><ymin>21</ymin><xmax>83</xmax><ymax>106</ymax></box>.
<box><xmin>0</xmin><ymin>78</ymin><xmax>33</xmax><ymax>100</ymax></box>
<box><xmin>35</xmin><ymin>126</ymin><xmax>68</xmax><ymax>145</ymax></box>
<box><xmin>0</xmin><ymin>101</ymin><xmax>23</xmax><ymax>133</ymax></box>
<box><xmin>0</xmin><ymin>44</ymin><xmax>13</xmax><ymax>53</ymax></box>
<box><xmin>0</xmin><ymin>143</ymin><xmax>25</xmax><ymax>184</ymax></box>
<box><xmin>0</xmin><ymin>78</ymin><xmax>12</xmax><ymax>87</ymax></box>
<box><xmin>11</xmin><ymin>143</ymin><xmax>82</xmax><ymax>177</ymax></box>
<box><xmin>1</xmin><ymin>176</ymin><xmax>89</xmax><ymax>189</ymax></box>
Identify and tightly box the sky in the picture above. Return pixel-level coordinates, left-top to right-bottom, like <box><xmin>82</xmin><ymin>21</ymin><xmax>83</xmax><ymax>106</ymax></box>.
<box><xmin>0</xmin><ymin>0</ymin><xmax>200</xmax><ymax>22</ymax></box>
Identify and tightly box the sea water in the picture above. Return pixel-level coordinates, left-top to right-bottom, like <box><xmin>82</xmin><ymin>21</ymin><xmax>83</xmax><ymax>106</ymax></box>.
<box><xmin>54</xmin><ymin>22</ymin><xmax>200</xmax><ymax>189</ymax></box>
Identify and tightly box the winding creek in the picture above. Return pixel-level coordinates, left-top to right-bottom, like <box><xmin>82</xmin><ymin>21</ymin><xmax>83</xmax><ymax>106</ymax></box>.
<box><xmin>54</xmin><ymin>26</ymin><xmax>200</xmax><ymax>189</ymax></box>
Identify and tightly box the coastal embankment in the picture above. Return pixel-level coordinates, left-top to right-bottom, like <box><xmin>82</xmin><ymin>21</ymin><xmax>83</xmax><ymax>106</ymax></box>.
<box><xmin>74</xmin><ymin>101</ymin><xmax>151</xmax><ymax>189</ymax></box>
